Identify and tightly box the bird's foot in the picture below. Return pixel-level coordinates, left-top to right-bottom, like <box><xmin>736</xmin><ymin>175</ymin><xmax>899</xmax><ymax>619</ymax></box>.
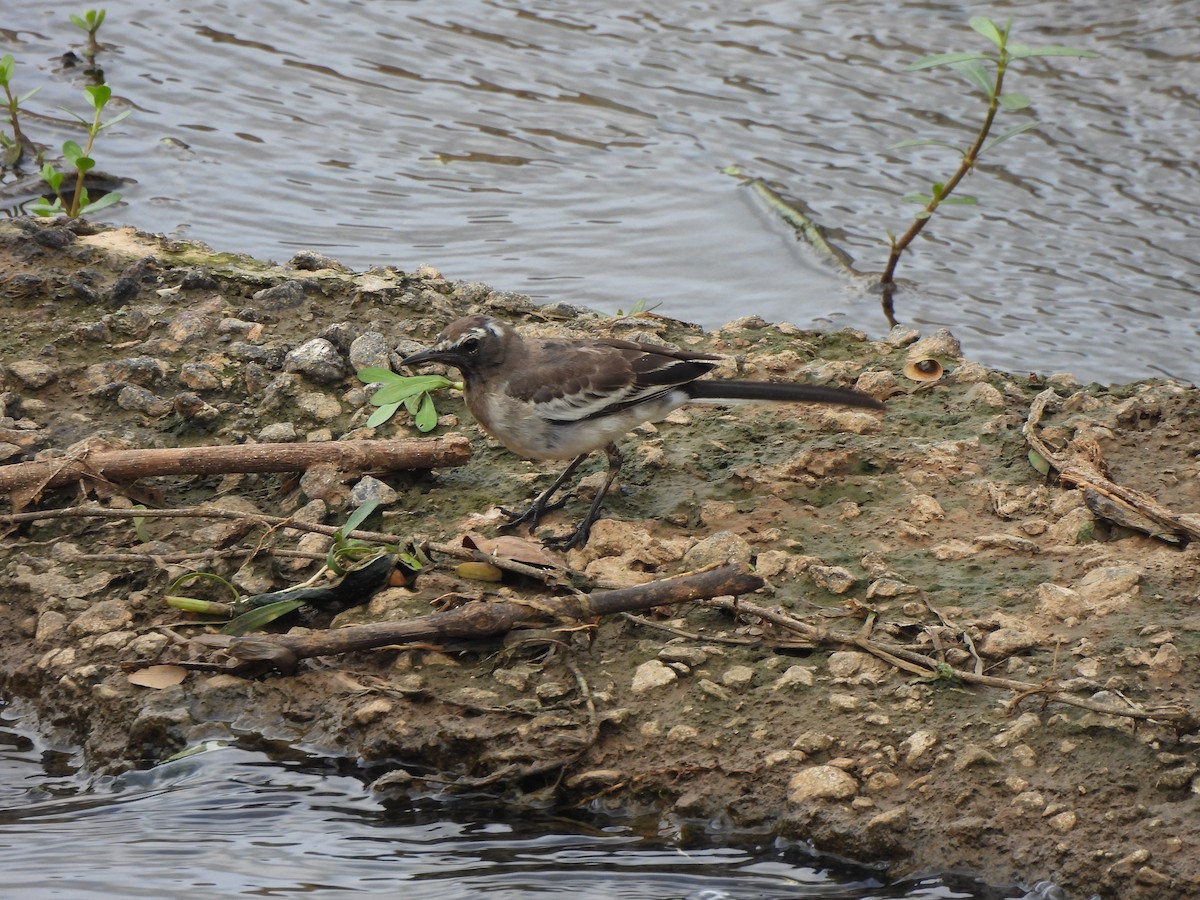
<box><xmin>539</xmin><ymin>517</ymin><xmax>595</xmax><ymax>552</ymax></box>
<box><xmin>498</xmin><ymin>493</ymin><xmax>574</xmax><ymax>531</ymax></box>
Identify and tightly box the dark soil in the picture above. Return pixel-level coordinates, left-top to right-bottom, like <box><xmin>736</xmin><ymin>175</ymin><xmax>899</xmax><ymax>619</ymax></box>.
<box><xmin>1</xmin><ymin>216</ymin><xmax>1198</xmax><ymax>899</ymax></box>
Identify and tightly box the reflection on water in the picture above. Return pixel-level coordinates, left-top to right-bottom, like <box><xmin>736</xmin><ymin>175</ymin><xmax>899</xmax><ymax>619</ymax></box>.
<box><xmin>0</xmin><ymin>711</ymin><xmax>1028</xmax><ymax>899</ymax></box>
<box><xmin>3</xmin><ymin>2</ymin><xmax>1197</xmax><ymax>383</ymax></box>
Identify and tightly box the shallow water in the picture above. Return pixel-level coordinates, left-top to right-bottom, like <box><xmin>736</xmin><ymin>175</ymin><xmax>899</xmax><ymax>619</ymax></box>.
<box><xmin>0</xmin><ymin>712</ymin><xmax>1028</xmax><ymax>899</ymax></box>
<box><xmin>3</xmin><ymin>1</ymin><xmax>1197</xmax><ymax>384</ymax></box>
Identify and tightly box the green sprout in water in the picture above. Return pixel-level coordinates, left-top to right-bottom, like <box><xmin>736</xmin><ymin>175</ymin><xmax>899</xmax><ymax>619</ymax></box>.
<box><xmin>0</xmin><ymin>53</ymin><xmax>39</xmax><ymax>167</ymax></box>
<box><xmin>30</xmin><ymin>81</ymin><xmax>129</xmax><ymax>218</ymax></box>
<box><xmin>70</xmin><ymin>8</ymin><xmax>106</xmax><ymax>60</ymax></box>
<box><xmin>880</xmin><ymin>16</ymin><xmax>1098</xmax><ymax>317</ymax></box>
<box><xmin>358</xmin><ymin>367</ymin><xmax>459</xmax><ymax>431</ymax></box>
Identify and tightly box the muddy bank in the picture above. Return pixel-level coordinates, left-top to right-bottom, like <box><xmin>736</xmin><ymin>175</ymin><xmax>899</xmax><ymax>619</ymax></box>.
<box><xmin>1</xmin><ymin>216</ymin><xmax>1197</xmax><ymax>898</ymax></box>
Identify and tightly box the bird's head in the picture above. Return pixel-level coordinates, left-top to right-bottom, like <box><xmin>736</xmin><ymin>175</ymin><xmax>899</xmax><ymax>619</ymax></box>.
<box><xmin>400</xmin><ymin>314</ymin><xmax>513</xmax><ymax>376</ymax></box>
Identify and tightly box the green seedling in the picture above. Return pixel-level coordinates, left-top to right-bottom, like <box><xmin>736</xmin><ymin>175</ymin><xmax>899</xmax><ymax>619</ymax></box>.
<box><xmin>358</xmin><ymin>367</ymin><xmax>459</xmax><ymax>431</ymax></box>
<box><xmin>0</xmin><ymin>53</ymin><xmax>39</xmax><ymax>167</ymax></box>
<box><xmin>880</xmin><ymin>16</ymin><xmax>1097</xmax><ymax>306</ymax></box>
<box><xmin>70</xmin><ymin>8</ymin><xmax>106</xmax><ymax>60</ymax></box>
<box><xmin>31</xmin><ymin>81</ymin><xmax>130</xmax><ymax>218</ymax></box>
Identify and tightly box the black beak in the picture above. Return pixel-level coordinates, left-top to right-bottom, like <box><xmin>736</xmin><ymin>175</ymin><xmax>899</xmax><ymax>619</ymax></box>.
<box><xmin>400</xmin><ymin>348</ymin><xmax>455</xmax><ymax>369</ymax></box>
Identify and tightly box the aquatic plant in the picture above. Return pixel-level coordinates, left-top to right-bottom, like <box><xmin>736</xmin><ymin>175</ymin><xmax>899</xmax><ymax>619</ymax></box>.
<box><xmin>880</xmin><ymin>16</ymin><xmax>1097</xmax><ymax>314</ymax></box>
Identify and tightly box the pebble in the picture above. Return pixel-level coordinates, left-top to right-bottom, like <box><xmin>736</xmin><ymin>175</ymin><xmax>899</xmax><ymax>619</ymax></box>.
<box><xmin>284</xmin><ymin>338</ymin><xmax>347</xmax><ymax>383</ymax></box>
<box><xmin>69</xmin><ymin>599</ymin><xmax>133</xmax><ymax>636</ymax></box>
<box><xmin>658</xmin><ymin>645</ymin><xmax>708</xmax><ymax>667</ymax></box>
<box><xmin>720</xmin><ymin>665</ymin><xmax>755</xmax><ymax>688</ymax></box>
<box><xmin>771</xmin><ymin>665</ymin><xmax>815</xmax><ymax>691</ymax></box>
<box><xmin>117</xmin><ymin>384</ymin><xmax>171</xmax><ymax>416</ymax></box>
<box><xmin>901</xmin><ymin>729</ymin><xmax>937</xmax><ymax>765</ymax></box>
<box><xmin>295</xmin><ymin>391</ymin><xmax>343</xmax><ymax>420</ymax></box>
<box><xmin>631</xmin><ymin>659</ymin><xmax>677</xmax><ymax>694</ymax></box>
<box><xmin>809</xmin><ymin>565</ymin><xmax>856</xmax><ymax>594</ymax></box>
<box><xmin>680</xmin><ymin>531</ymin><xmax>753</xmax><ymax>568</ymax></box>
<box><xmin>352</xmin><ymin>698</ymin><xmax>394</xmax><ymax>725</ymax></box>
<box><xmin>7</xmin><ymin>359</ymin><xmax>58</xmax><ymax>389</ymax></box>
<box><xmin>787</xmin><ymin>765</ymin><xmax>858</xmax><ymax>803</ymax></box>
<box><xmin>259</xmin><ymin>422</ymin><xmax>297</xmax><ymax>442</ymax></box>
<box><xmin>179</xmin><ymin>362</ymin><xmax>223</xmax><ymax>391</ymax></box>
<box><xmin>349</xmin><ymin>475</ymin><xmax>399</xmax><ymax>507</ymax></box>
<box><xmin>349</xmin><ymin>331</ymin><xmax>393</xmax><ymax>372</ymax></box>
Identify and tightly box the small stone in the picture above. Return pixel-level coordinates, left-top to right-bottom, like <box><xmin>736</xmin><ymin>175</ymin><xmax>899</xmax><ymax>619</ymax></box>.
<box><xmin>866</xmin><ymin>577</ymin><xmax>918</xmax><ymax>598</ymax></box>
<box><xmin>258</xmin><ymin>422</ymin><xmax>297</xmax><ymax>443</ymax></box>
<box><xmin>901</xmin><ymin>730</ymin><xmax>937</xmax><ymax>765</ymax></box>
<box><xmin>295</xmin><ymin>391</ymin><xmax>343</xmax><ymax>420</ymax></box>
<box><xmin>565</xmin><ymin>769</ymin><xmax>624</xmax><ymax>789</ymax></box>
<box><xmin>771</xmin><ymin>665</ymin><xmax>815</xmax><ymax>691</ymax></box>
<box><xmin>69</xmin><ymin>599</ymin><xmax>133</xmax><ymax>636</ymax></box>
<box><xmin>352</xmin><ymin>698</ymin><xmax>394</xmax><ymax>725</ymax></box>
<box><xmin>792</xmin><ymin>731</ymin><xmax>836</xmax><ymax>755</ymax></box>
<box><xmin>1012</xmin><ymin>791</ymin><xmax>1046</xmax><ymax>811</ymax></box>
<box><xmin>681</xmin><ymin>531</ymin><xmax>753</xmax><ymax>568</ymax></box>
<box><xmin>1035</xmin><ymin>583</ymin><xmax>1085</xmax><ymax>620</ymax></box>
<box><xmin>667</xmin><ymin>724</ymin><xmax>699</xmax><ymax>742</ymax></box>
<box><xmin>953</xmin><ymin>745</ymin><xmax>999</xmax><ymax>772</ymax></box>
<box><xmin>300</xmin><ymin>462</ymin><xmax>344</xmax><ymax>503</ymax></box>
<box><xmin>658</xmin><ymin>645</ymin><xmax>708</xmax><ymax>667</ymax></box>
<box><xmin>349</xmin><ymin>331</ymin><xmax>393</xmax><ymax>372</ymax></box>
<box><xmin>978</xmin><ymin>626</ymin><xmax>1041</xmax><ymax>658</ymax></box>
<box><xmin>35</xmin><ymin>610</ymin><xmax>68</xmax><ymax>643</ymax></box>
<box><xmin>284</xmin><ymin>338</ymin><xmax>347</xmax><ymax>383</ymax></box>
<box><xmin>866</xmin><ymin>805</ymin><xmax>908</xmax><ymax>831</ymax></box>
<box><xmin>631</xmin><ymin>659</ymin><xmax>677</xmax><ymax>694</ymax></box>
<box><xmin>350</xmin><ymin>475</ymin><xmax>399</xmax><ymax>508</ymax></box>
<box><xmin>7</xmin><ymin>359</ymin><xmax>58</xmax><ymax>389</ymax></box>
<box><xmin>1150</xmin><ymin>643</ymin><xmax>1182</xmax><ymax>676</ymax></box>
<box><xmin>117</xmin><ymin>384</ymin><xmax>171</xmax><ymax>416</ymax></box>
<box><xmin>721</xmin><ymin>665</ymin><xmax>755</xmax><ymax>688</ymax></box>
<box><xmin>787</xmin><ymin>765</ymin><xmax>858</xmax><ymax>803</ymax></box>
<box><xmin>809</xmin><ymin>565</ymin><xmax>856</xmax><ymax>594</ymax></box>
<box><xmin>1076</xmin><ymin>565</ymin><xmax>1140</xmax><ymax>604</ymax></box>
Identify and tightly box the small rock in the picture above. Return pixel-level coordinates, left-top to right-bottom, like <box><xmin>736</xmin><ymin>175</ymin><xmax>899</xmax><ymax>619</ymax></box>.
<box><xmin>681</xmin><ymin>531</ymin><xmax>753</xmax><ymax>568</ymax></box>
<box><xmin>866</xmin><ymin>577</ymin><xmax>919</xmax><ymax>598</ymax></box>
<box><xmin>667</xmin><ymin>724</ymin><xmax>699</xmax><ymax>742</ymax></box>
<box><xmin>69</xmin><ymin>599</ymin><xmax>133</xmax><ymax>636</ymax></box>
<box><xmin>284</xmin><ymin>338</ymin><xmax>347</xmax><ymax>384</ymax></box>
<box><xmin>35</xmin><ymin>610</ymin><xmax>68</xmax><ymax>643</ymax></box>
<box><xmin>178</xmin><ymin>362</ymin><xmax>223</xmax><ymax>391</ymax></box>
<box><xmin>352</xmin><ymin>698</ymin><xmax>394</xmax><ymax>725</ymax></box>
<box><xmin>866</xmin><ymin>805</ymin><xmax>909</xmax><ymax>831</ymax></box>
<box><xmin>953</xmin><ymin>744</ymin><xmax>999</xmax><ymax>772</ymax></box>
<box><xmin>349</xmin><ymin>474</ymin><xmax>399</xmax><ymax>508</ymax></box>
<box><xmin>809</xmin><ymin>565</ymin><xmax>856</xmax><ymax>594</ymax></box>
<box><xmin>7</xmin><ymin>359</ymin><xmax>58</xmax><ymax>389</ymax></box>
<box><xmin>1035</xmin><ymin>583</ymin><xmax>1085</xmax><ymax>620</ymax></box>
<box><xmin>792</xmin><ymin>731</ymin><xmax>836</xmax><ymax>755</ymax></box>
<box><xmin>1076</xmin><ymin>565</ymin><xmax>1140</xmax><ymax>604</ymax></box>
<box><xmin>658</xmin><ymin>645</ymin><xmax>708</xmax><ymax>667</ymax></box>
<box><xmin>901</xmin><ymin>729</ymin><xmax>937</xmax><ymax>765</ymax></box>
<box><xmin>300</xmin><ymin>462</ymin><xmax>344</xmax><ymax>503</ymax></box>
<box><xmin>787</xmin><ymin>765</ymin><xmax>858</xmax><ymax>803</ymax></box>
<box><xmin>295</xmin><ymin>391</ymin><xmax>343</xmax><ymax>420</ymax></box>
<box><xmin>771</xmin><ymin>665</ymin><xmax>815</xmax><ymax>691</ymax></box>
<box><xmin>259</xmin><ymin>422</ymin><xmax>298</xmax><ymax>442</ymax></box>
<box><xmin>978</xmin><ymin>626</ymin><xmax>1041</xmax><ymax>658</ymax></box>
<box><xmin>721</xmin><ymin>665</ymin><xmax>755</xmax><ymax>688</ymax></box>
<box><xmin>631</xmin><ymin>659</ymin><xmax>677</xmax><ymax>694</ymax></box>
<box><xmin>117</xmin><ymin>384</ymin><xmax>171</xmax><ymax>416</ymax></box>
<box><xmin>349</xmin><ymin>331</ymin><xmax>393</xmax><ymax>372</ymax></box>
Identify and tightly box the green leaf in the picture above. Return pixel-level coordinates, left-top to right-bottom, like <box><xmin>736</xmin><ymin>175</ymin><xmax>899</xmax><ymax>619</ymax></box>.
<box><xmin>29</xmin><ymin>199</ymin><xmax>65</xmax><ymax>217</ymax></box>
<box><xmin>942</xmin><ymin>195</ymin><xmax>978</xmax><ymax>205</ymax></box>
<box><xmin>906</xmin><ymin>51</ymin><xmax>994</xmax><ymax>71</ymax></box>
<box><xmin>413</xmin><ymin>391</ymin><xmax>438</xmax><ymax>431</ymax></box>
<box><xmin>366</xmin><ymin>401</ymin><xmax>401</xmax><ymax>428</ymax></box>
<box><xmin>221</xmin><ymin>598</ymin><xmax>307</xmax><ymax>636</ymax></box>
<box><xmin>73</xmin><ymin>155</ymin><xmax>96</xmax><ymax>173</ymax></box>
<box><xmin>168</xmin><ymin>570</ymin><xmax>242</xmax><ymax>602</ymax></box>
<box><xmin>70</xmin><ymin>13</ymin><xmax>88</xmax><ymax>30</ymax></box>
<box><xmin>980</xmin><ymin>120</ymin><xmax>1041</xmax><ymax>155</ymax></box>
<box><xmin>889</xmin><ymin>138</ymin><xmax>964</xmax><ymax>154</ymax></box>
<box><xmin>78</xmin><ymin>191</ymin><xmax>122</xmax><ymax>215</ymax></box>
<box><xmin>165</xmin><ymin>595</ymin><xmax>230</xmax><ymax>616</ymax></box>
<box><xmin>40</xmin><ymin>163</ymin><xmax>63</xmax><ymax>190</ymax></box>
<box><xmin>357</xmin><ymin>366</ymin><xmax>397</xmax><ymax>384</ymax></box>
<box><xmin>339</xmin><ymin>498</ymin><xmax>380</xmax><ymax>539</ymax></box>
<box><xmin>370</xmin><ymin>374</ymin><xmax>451</xmax><ymax>406</ymax></box>
<box><xmin>101</xmin><ymin>108</ymin><xmax>132</xmax><ymax>128</ymax></box>
<box><xmin>952</xmin><ymin>60</ymin><xmax>996</xmax><ymax>97</ymax></box>
<box><xmin>1007</xmin><ymin>44</ymin><xmax>1099</xmax><ymax>60</ymax></box>
<box><xmin>998</xmin><ymin>91</ymin><xmax>1032</xmax><ymax>110</ymax></box>
<box><xmin>85</xmin><ymin>84</ymin><xmax>112</xmax><ymax>109</ymax></box>
<box><xmin>1028</xmin><ymin>449</ymin><xmax>1051</xmax><ymax>476</ymax></box>
<box><xmin>0</xmin><ymin>54</ymin><xmax>13</xmax><ymax>83</ymax></box>
<box><xmin>902</xmin><ymin>193</ymin><xmax>932</xmax><ymax>205</ymax></box>
<box><xmin>17</xmin><ymin>86</ymin><xmax>41</xmax><ymax>103</ymax></box>
<box><xmin>969</xmin><ymin>16</ymin><xmax>1004</xmax><ymax>49</ymax></box>
<box><xmin>62</xmin><ymin>140</ymin><xmax>84</xmax><ymax>164</ymax></box>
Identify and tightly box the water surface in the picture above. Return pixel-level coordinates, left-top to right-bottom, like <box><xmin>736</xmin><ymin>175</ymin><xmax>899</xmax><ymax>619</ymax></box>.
<box><xmin>3</xmin><ymin>1</ymin><xmax>1197</xmax><ymax>383</ymax></box>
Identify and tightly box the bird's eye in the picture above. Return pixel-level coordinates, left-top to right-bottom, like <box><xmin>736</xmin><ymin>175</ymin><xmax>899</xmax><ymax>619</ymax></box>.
<box><xmin>461</xmin><ymin>337</ymin><xmax>480</xmax><ymax>353</ymax></box>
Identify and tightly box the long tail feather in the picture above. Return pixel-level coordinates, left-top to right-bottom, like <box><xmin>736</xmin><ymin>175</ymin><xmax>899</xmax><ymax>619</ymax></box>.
<box><xmin>687</xmin><ymin>379</ymin><xmax>884</xmax><ymax>410</ymax></box>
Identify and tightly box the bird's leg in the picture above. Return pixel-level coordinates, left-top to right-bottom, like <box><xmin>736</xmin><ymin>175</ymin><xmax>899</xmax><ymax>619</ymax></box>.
<box><xmin>542</xmin><ymin>443</ymin><xmax>622</xmax><ymax>551</ymax></box>
<box><xmin>499</xmin><ymin>452</ymin><xmax>589</xmax><ymax>531</ymax></box>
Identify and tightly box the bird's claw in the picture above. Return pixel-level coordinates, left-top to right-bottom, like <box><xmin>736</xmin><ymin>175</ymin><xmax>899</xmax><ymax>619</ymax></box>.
<box><xmin>498</xmin><ymin>493</ymin><xmax>574</xmax><ymax>531</ymax></box>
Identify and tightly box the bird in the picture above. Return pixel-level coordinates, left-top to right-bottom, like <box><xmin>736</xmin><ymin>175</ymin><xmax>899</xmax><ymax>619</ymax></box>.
<box><xmin>400</xmin><ymin>314</ymin><xmax>884</xmax><ymax>550</ymax></box>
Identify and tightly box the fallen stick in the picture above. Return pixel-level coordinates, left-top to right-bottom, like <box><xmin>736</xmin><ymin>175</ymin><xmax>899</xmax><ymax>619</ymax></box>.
<box><xmin>223</xmin><ymin>564</ymin><xmax>764</xmax><ymax>673</ymax></box>
<box><xmin>1023</xmin><ymin>389</ymin><xmax>1200</xmax><ymax>544</ymax></box>
<box><xmin>0</xmin><ymin>436</ymin><xmax>472</xmax><ymax>495</ymax></box>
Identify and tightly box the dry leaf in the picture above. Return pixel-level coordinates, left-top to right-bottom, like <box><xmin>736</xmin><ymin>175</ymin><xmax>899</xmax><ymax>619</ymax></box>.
<box><xmin>127</xmin><ymin>664</ymin><xmax>188</xmax><ymax>689</ymax></box>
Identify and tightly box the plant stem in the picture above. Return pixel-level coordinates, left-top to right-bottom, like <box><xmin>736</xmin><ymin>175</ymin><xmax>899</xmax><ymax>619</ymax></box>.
<box><xmin>880</xmin><ymin>43</ymin><xmax>1011</xmax><ymax>292</ymax></box>
<box><xmin>68</xmin><ymin>107</ymin><xmax>102</xmax><ymax>217</ymax></box>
